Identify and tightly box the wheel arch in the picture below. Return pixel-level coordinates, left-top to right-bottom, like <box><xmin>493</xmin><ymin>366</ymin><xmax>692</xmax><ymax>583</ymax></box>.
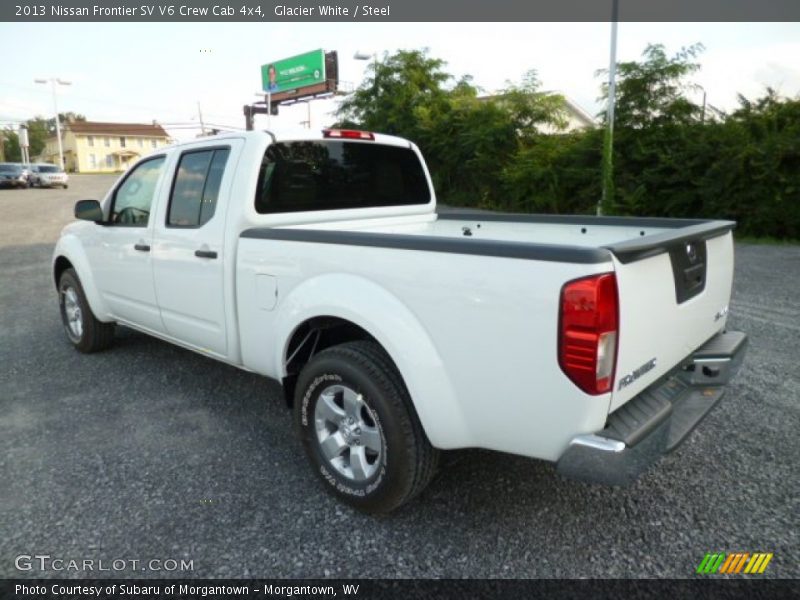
<box><xmin>52</xmin><ymin>236</ymin><xmax>112</xmax><ymax>321</ymax></box>
<box><xmin>274</xmin><ymin>273</ymin><xmax>471</xmax><ymax>449</ymax></box>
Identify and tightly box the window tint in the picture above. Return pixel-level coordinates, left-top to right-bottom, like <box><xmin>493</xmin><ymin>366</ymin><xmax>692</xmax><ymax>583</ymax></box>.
<box><xmin>168</xmin><ymin>148</ymin><xmax>230</xmax><ymax>227</ymax></box>
<box><xmin>254</xmin><ymin>141</ymin><xmax>431</xmax><ymax>214</ymax></box>
<box><xmin>111</xmin><ymin>157</ymin><xmax>165</xmax><ymax>226</ymax></box>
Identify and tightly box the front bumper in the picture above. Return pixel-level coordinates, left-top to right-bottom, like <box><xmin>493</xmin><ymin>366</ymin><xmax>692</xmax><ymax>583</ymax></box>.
<box><xmin>0</xmin><ymin>178</ymin><xmax>26</xmax><ymax>187</ymax></box>
<box><xmin>39</xmin><ymin>178</ymin><xmax>68</xmax><ymax>187</ymax></box>
<box><xmin>556</xmin><ymin>330</ymin><xmax>748</xmax><ymax>485</ymax></box>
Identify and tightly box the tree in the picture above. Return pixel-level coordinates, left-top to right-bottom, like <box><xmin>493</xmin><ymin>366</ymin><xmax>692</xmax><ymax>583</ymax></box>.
<box><xmin>0</xmin><ymin>113</ymin><xmax>85</xmax><ymax>162</ymax></box>
<box><xmin>337</xmin><ymin>49</ymin><xmax>452</xmax><ymax>142</ymax></box>
<box><xmin>338</xmin><ymin>51</ymin><xmax>570</xmax><ymax>208</ymax></box>
<box><xmin>598</xmin><ymin>43</ymin><xmax>705</xmax><ymax>129</ymax></box>
<box><xmin>1</xmin><ymin>128</ymin><xmax>21</xmax><ymax>161</ymax></box>
<box><xmin>595</xmin><ymin>43</ymin><xmax>706</xmax><ymax>215</ymax></box>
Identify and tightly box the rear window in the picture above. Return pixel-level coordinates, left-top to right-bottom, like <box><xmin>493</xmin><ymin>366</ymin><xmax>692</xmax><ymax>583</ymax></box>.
<box><xmin>254</xmin><ymin>141</ymin><xmax>431</xmax><ymax>214</ymax></box>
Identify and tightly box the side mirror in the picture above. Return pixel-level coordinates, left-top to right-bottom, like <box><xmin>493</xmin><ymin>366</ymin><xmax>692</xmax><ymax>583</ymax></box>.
<box><xmin>74</xmin><ymin>199</ymin><xmax>104</xmax><ymax>222</ymax></box>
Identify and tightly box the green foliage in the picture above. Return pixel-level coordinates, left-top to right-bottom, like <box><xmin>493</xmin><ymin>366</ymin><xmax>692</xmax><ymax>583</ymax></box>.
<box><xmin>1</xmin><ymin>129</ymin><xmax>20</xmax><ymax>161</ymax></box>
<box><xmin>337</xmin><ymin>50</ymin><xmax>569</xmax><ymax>208</ymax></box>
<box><xmin>337</xmin><ymin>49</ymin><xmax>452</xmax><ymax>143</ymax></box>
<box><xmin>0</xmin><ymin>112</ymin><xmax>85</xmax><ymax>163</ymax></box>
<box><xmin>598</xmin><ymin>43</ymin><xmax>705</xmax><ymax>128</ymax></box>
<box><xmin>337</xmin><ymin>48</ymin><xmax>799</xmax><ymax>239</ymax></box>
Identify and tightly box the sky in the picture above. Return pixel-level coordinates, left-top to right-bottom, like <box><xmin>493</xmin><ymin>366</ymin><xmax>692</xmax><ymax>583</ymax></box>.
<box><xmin>1</xmin><ymin>22</ymin><xmax>799</xmax><ymax>141</ymax></box>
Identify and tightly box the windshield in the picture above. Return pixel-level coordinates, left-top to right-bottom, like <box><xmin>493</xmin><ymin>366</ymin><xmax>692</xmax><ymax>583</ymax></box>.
<box><xmin>39</xmin><ymin>165</ymin><xmax>61</xmax><ymax>173</ymax></box>
<box><xmin>254</xmin><ymin>140</ymin><xmax>431</xmax><ymax>214</ymax></box>
<box><xmin>0</xmin><ymin>164</ymin><xmax>21</xmax><ymax>174</ymax></box>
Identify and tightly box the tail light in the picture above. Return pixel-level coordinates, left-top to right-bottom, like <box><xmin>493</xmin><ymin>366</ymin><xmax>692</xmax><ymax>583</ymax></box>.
<box><xmin>322</xmin><ymin>129</ymin><xmax>375</xmax><ymax>140</ymax></box>
<box><xmin>558</xmin><ymin>273</ymin><xmax>619</xmax><ymax>395</ymax></box>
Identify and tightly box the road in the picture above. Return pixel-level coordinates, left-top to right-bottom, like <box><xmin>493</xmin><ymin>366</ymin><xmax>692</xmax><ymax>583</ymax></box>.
<box><xmin>1</xmin><ymin>176</ymin><xmax>797</xmax><ymax>578</ymax></box>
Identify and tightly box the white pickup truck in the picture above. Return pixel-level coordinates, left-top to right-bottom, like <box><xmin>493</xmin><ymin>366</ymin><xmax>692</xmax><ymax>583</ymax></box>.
<box><xmin>53</xmin><ymin>129</ymin><xmax>747</xmax><ymax>512</ymax></box>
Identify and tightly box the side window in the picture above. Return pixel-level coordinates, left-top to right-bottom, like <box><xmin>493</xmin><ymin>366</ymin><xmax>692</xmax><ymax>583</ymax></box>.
<box><xmin>168</xmin><ymin>148</ymin><xmax>230</xmax><ymax>228</ymax></box>
<box><xmin>110</xmin><ymin>156</ymin><xmax>166</xmax><ymax>226</ymax></box>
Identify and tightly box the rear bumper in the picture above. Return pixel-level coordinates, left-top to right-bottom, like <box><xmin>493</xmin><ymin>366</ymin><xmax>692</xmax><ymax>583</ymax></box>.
<box><xmin>556</xmin><ymin>330</ymin><xmax>747</xmax><ymax>485</ymax></box>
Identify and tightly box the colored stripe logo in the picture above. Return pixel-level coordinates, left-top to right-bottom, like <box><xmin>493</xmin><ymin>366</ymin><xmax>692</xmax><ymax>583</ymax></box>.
<box><xmin>697</xmin><ymin>552</ymin><xmax>773</xmax><ymax>574</ymax></box>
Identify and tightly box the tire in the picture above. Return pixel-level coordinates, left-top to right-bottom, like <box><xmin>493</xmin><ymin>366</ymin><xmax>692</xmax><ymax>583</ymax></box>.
<box><xmin>64</xmin><ymin>184</ymin><xmax>69</xmax><ymax>189</ymax></box>
<box><xmin>58</xmin><ymin>268</ymin><xmax>115</xmax><ymax>353</ymax></box>
<box><xmin>294</xmin><ymin>341</ymin><xmax>439</xmax><ymax>513</ymax></box>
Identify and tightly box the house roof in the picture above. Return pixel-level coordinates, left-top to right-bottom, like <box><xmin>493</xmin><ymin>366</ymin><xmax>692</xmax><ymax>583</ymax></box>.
<box><xmin>65</xmin><ymin>121</ymin><xmax>169</xmax><ymax>138</ymax></box>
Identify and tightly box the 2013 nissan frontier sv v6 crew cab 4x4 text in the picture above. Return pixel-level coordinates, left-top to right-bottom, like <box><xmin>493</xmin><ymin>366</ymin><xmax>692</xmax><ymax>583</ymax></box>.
<box><xmin>53</xmin><ymin>129</ymin><xmax>747</xmax><ymax>512</ymax></box>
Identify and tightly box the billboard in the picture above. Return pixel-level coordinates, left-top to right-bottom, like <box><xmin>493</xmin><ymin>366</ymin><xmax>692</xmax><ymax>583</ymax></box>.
<box><xmin>261</xmin><ymin>49</ymin><xmax>326</xmax><ymax>95</ymax></box>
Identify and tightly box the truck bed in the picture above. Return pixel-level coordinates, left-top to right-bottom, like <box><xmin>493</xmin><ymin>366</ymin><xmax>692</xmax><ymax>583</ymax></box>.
<box><xmin>264</xmin><ymin>210</ymin><xmax>735</xmax><ymax>266</ymax></box>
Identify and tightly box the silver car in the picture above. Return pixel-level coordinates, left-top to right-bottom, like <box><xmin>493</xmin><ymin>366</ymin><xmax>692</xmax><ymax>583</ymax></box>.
<box><xmin>30</xmin><ymin>163</ymin><xmax>69</xmax><ymax>188</ymax></box>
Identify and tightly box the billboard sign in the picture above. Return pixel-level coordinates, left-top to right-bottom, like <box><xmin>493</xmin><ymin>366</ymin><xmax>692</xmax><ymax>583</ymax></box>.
<box><xmin>261</xmin><ymin>49</ymin><xmax>326</xmax><ymax>94</ymax></box>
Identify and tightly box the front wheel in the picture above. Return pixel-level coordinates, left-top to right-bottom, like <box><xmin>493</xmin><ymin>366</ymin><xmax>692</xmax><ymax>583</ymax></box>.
<box><xmin>58</xmin><ymin>268</ymin><xmax>115</xmax><ymax>353</ymax></box>
<box><xmin>294</xmin><ymin>341</ymin><xmax>439</xmax><ymax>513</ymax></box>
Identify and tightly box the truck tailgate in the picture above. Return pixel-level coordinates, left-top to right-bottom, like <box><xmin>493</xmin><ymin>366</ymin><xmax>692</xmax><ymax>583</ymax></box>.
<box><xmin>609</xmin><ymin>231</ymin><xmax>735</xmax><ymax>411</ymax></box>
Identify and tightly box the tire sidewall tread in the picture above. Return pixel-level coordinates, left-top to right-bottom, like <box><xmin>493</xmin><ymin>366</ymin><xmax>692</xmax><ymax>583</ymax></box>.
<box><xmin>294</xmin><ymin>340</ymin><xmax>438</xmax><ymax>513</ymax></box>
<box><xmin>58</xmin><ymin>268</ymin><xmax>114</xmax><ymax>353</ymax></box>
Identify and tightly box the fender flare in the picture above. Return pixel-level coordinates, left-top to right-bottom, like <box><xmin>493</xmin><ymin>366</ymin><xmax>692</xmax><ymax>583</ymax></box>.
<box><xmin>274</xmin><ymin>273</ymin><xmax>471</xmax><ymax>449</ymax></box>
<box><xmin>52</xmin><ymin>235</ymin><xmax>112</xmax><ymax>321</ymax></box>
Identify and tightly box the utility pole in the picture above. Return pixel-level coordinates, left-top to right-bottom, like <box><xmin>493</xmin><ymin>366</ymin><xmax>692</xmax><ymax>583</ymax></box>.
<box><xmin>35</xmin><ymin>77</ymin><xmax>71</xmax><ymax>170</ymax></box>
<box><xmin>599</xmin><ymin>0</ymin><xmax>619</xmax><ymax>217</ymax></box>
<box><xmin>700</xmin><ymin>87</ymin><xmax>707</xmax><ymax>124</ymax></box>
<box><xmin>19</xmin><ymin>125</ymin><xmax>30</xmax><ymax>164</ymax></box>
<box><xmin>197</xmin><ymin>102</ymin><xmax>206</xmax><ymax>136</ymax></box>
<box><xmin>354</xmin><ymin>50</ymin><xmax>379</xmax><ymax>95</ymax></box>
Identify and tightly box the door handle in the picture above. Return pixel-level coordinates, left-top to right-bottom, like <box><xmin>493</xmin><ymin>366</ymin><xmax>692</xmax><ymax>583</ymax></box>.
<box><xmin>195</xmin><ymin>249</ymin><xmax>218</xmax><ymax>259</ymax></box>
<box><xmin>134</xmin><ymin>243</ymin><xmax>150</xmax><ymax>252</ymax></box>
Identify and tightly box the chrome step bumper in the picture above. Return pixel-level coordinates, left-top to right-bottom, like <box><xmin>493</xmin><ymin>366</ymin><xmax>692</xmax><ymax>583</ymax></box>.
<box><xmin>556</xmin><ymin>330</ymin><xmax>748</xmax><ymax>485</ymax></box>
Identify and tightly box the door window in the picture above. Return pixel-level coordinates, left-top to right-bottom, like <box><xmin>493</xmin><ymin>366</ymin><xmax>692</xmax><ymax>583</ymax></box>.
<box><xmin>167</xmin><ymin>148</ymin><xmax>230</xmax><ymax>227</ymax></box>
<box><xmin>110</xmin><ymin>156</ymin><xmax>166</xmax><ymax>226</ymax></box>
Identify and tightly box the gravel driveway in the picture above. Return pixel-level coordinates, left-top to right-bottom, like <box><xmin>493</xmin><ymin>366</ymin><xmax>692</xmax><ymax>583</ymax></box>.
<box><xmin>1</xmin><ymin>177</ymin><xmax>797</xmax><ymax>578</ymax></box>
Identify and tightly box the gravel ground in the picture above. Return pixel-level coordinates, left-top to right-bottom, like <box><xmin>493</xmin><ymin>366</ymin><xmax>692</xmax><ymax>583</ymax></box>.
<box><xmin>0</xmin><ymin>177</ymin><xmax>797</xmax><ymax>579</ymax></box>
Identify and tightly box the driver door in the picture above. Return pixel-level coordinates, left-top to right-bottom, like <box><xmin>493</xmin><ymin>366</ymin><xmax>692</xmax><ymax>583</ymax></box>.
<box><xmin>84</xmin><ymin>155</ymin><xmax>168</xmax><ymax>334</ymax></box>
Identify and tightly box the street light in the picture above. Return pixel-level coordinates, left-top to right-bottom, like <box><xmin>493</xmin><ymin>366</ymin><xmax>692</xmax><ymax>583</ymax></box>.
<box><xmin>35</xmin><ymin>77</ymin><xmax>71</xmax><ymax>170</ymax></box>
<box><xmin>599</xmin><ymin>0</ymin><xmax>619</xmax><ymax>217</ymax></box>
<box><xmin>353</xmin><ymin>51</ymin><xmax>374</xmax><ymax>62</ymax></box>
<box><xmin>354</xmin><ymin>50</ymin><xmax>379</xmax><ymax>95</ymax></box>
<box><xmin>697</xmin><ymin>84</ymin><xmax>707</xmax><ymax>124</ymax></box>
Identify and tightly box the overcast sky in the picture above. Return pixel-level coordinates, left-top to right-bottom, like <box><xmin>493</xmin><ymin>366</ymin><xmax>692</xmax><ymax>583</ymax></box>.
<box><xmin>1</xmin><ymin>22</ymin><xmax>799</xmax><ymax>140</ymax></box>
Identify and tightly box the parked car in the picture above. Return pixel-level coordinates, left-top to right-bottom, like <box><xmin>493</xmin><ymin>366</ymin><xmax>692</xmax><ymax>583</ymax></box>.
<box><xmin>29</xmin><ymin>163</ymin><xmax>69</xmax><ymax>188</ymax></box>
<box><xmin>52</xmin><ymin>129</ymin><xmax>747</xmax><ymax>513</ymax></box>
<box><xmin>0</xmin><ymin>163</ymin><xmax>30</xmax><ymax>188</ymax></box>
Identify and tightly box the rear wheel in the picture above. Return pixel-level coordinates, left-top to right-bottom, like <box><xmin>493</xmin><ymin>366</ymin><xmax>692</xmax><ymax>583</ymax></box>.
<box><xmin>294</xmin><ymin>341</ymin><xmax>438</xmax><ymax>513</ymax></box>
<box><xmin>58</xmin><ymin>268</ymin><xmax>114</xmax><ymax>353</ymax></box>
